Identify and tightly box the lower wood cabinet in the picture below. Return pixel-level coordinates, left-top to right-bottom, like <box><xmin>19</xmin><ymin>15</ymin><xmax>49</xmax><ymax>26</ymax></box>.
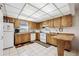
<box><xmin>15</xmin><ymin>33</ymin><xmax>30</xmax><ymax>45</ymax></box>
<box><xmin>46</xmin><ymin>33</ymin><xmax>72</xmax><ymax>51</ymax></box>
<box><xmin>46</xmin><ymin>34</ymin><xmax>57</xmax><ymax>46</ymax></box>
<box><xmin>36</xmin><ymin>33</ymin><xmax>40</xmax><ymax>41</ymax></box>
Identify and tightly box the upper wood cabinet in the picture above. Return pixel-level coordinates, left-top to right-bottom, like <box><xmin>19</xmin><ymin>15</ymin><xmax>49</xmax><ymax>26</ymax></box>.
<box><xmin>32</xmin><ymin>22</ymin><xmax>36</xmax><ymax>29</ymax></box>
<box><xmin>36</xmin><ymin>23</ymin><xmax>40</xmax><ymax>29</ymax></box>
<box><xmin>54</xmin><ymin>17</ymin><xmax>61</xmax><ymax>27</ymax></box>
<box><xmin>14</xmin><ymin>19</ymin><xmax>20</xmax><ymax>28</ymax></box>
<box><xmin>61</xmin><ymin>15</ymin><xmax>72</xmax><ymax>27</ymax></box>
<box><xmin>3</xmin><ymin>16</ymin><xmax>15</xmax><ymax>23</ymax></box>
<box><xmin>28</xmin><ymin>21</ymin><xmax>37</xmax><ymax>29</ymax></box>
<box><xmin>40</xmin><ymin>22</ymin><xmax>43</xmax><ymax>29</ymax></box>
<box><xmin>50</xmin><ymin>19</ymin><xmax>54</xmax><ymax>28</ymax></box>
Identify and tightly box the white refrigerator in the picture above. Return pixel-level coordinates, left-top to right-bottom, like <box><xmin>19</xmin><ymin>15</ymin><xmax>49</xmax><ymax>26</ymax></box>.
<box><xmin>3</xmin><ymin>23</ymin><xmax>14</xmax><ymax>49</ymax></box>
<box><xmin>0</xmin><ymin>8</ymin><xmax>3</xmax><ymax>55</ymax></box>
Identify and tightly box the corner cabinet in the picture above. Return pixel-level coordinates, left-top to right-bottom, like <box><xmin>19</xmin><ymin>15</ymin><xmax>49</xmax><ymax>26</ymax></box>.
<box><xmin>61</xmin><ymin>15</ymin><xmax>72</xmax><ymax>27</ymax></box>
<box><xmin>28</xmin><ymin>21</ymin><xmax>37</xmax><ymax>29</ymax></box>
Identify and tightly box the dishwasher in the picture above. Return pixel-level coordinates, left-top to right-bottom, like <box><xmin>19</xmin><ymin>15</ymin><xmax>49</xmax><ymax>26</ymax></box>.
<box><xmin>31</xmin><ymin>33</ymin><xmax>36</xmax><ymax>42</ymax></box>
<box><xmin>40</xmin><ymin>33</ymin><xmax>46</xmax><ymax>43</ymax></box>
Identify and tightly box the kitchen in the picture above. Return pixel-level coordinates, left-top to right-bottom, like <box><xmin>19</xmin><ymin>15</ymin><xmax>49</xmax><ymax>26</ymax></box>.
<box><xmin>0</xmin><ymin>3</ymin><xmax>79</xmax><ymax>56</ymax></box>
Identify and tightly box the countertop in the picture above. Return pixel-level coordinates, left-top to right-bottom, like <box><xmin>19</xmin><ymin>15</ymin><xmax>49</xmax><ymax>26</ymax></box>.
<box><xmin>53</xmin><ymin>35</ymin><xmax>75</xmax><ymax>41</ymax></box>
<box><xmin>15</xmin><ymin>32</ymin><xmax>30</xmax><ymax>35</ymax></box>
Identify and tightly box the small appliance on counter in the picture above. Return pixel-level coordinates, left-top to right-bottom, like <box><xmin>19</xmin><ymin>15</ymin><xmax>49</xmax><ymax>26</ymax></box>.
<box><xmin>15</xmin><ymin>29</ymin><xmax>20</xmax><ymax>33</ymax></box>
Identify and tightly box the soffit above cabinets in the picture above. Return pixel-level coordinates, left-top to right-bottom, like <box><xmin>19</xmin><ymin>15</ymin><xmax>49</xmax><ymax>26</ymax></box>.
<box><xmin>2</xmin><ymin>3</ymin><xmax>74</xmax><ymax>22</ymax></box>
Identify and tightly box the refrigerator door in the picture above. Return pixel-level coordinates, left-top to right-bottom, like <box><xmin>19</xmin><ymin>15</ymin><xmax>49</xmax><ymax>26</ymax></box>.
<box><xmin>3</xmin><ymin>23</ymin><xmax>14</xmax><ymax>32</ymax></box>
<box><xmin>0</xmin><ymin>22</ymin><xmax>3</xmax><ymax>56</ymax></box>
<box><xmin>0</xmin><ymin>9</ymin><xmax>3</xmax><ymax>22</ymax></box>
<box><xmin>3</xmin><ymin>32</ymin><xmax>14</xmax><ymax>49</ymax></box>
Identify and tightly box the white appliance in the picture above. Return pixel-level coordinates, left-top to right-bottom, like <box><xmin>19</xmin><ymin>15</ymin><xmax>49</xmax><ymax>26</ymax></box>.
<box><xmin>31</xmin><ymin>33</ymin><xmax>36</xmax><ymax>42</ymax></box>
<box><xmin>3</xmin><ymin>23</ymin><xmax>14</xmax><ymax>49</ymax></box>
<box><xmin>40</xmin><ymin>33</ymin><xmax>46</xmax><ymax>43</ymax></box>
<box><xmin>0</xmin><ymin>7</ymin><xmax>3</xmax><ymax>56</ymax></box>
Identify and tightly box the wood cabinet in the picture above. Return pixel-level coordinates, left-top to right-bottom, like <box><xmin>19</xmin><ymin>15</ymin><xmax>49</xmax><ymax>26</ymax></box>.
<box><xmin>15</xmin><ymin>33</ymin><xmax>30</xmax><ymax>45</ymax></box>
<box><xmin>3</xmin><ymin>16</ymin><xmax>15</xmax><ymax>23</ymax></box>
<box><xmin>46</xmin><ymin>34</ymin><xmax>57</xmax><ymax>46</ymax></box>
<box><xmin>28</xmin><ymin>21</ymin><xmax>37</xmax><ymax>29</ymax></box>
<box><xmin>15</xmin><ymin>34</ymin><xmax>21</xmax><ymax>45</ymax></box>
<box><xmin>46</xmin><ymin>33</ymin><xmax>74</xmax><ymax>51</ymax></box>
<box><xmin>36</xmin><ymin>33</ymin><xmax>40</xmax><ymax>41</ymax></box>
<box><xmin>40</xmin><ymin>14</ymin><xmax>72</xmax><ymax>28</ymax></box>
<box><xmin>40</xmin><ymin>22</ymin><xmax>43</xmax><ymax>29</ymax></box>
<box><xmin>50</xmin><ymin>19</ymin><xmax>54</xmax><ymax>28</ymax></box>
<box><xmin>36</xmin><ymin>23</ymin><xmax>40</xmax><ymax>29</ymax></box>
<box><xmin>61</xmin><ymin>15</ymin><xmax>72</xmax><ymax>27</ymax></box>
<box><xmin>14</xmin><ymin>20</ymin><xmax>20</xmax><ymax>28</ymax></box>
<box><xmin>54</xmin><ymin>17</ymin><xmax>61</xmax><ymax>27</ymax></box>
<box><xmin>21</xmin><ymin>33</ymin><xmax>30</xmax><ymax>43</ymax></box>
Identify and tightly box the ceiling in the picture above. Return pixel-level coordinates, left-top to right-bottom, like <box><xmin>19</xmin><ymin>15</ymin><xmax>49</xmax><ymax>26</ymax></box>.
<box><xmin>2</xmin><ymin>3</ymin><xmax>74</xmax><ymax>22</ymax></box>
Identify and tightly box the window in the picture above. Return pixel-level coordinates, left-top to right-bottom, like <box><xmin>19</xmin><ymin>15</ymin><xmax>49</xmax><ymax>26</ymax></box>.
<box><xmin>20</xmin><ymin>20</ymin><xmax>28</xmax><ymax>32</ymax></box>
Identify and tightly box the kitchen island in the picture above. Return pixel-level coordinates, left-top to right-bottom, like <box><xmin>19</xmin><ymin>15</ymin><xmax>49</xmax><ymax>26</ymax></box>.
<box><xmin>46</xmin><ymin>33</ymin><xmax>75</xmax><ymax>56</ymax></box>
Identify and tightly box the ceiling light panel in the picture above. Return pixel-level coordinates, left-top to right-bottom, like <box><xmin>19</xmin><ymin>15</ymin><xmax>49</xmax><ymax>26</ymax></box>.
<box><xmin>18</xmin><ymin>15</ymin><xmax>34</xmax><ymax>21</ymax></box>
<box><xmin>30</xmin><ymin>3</ymin><xmax>47</xmax><ymax>9</ymax></box>
<box><xmin>31</xmin><ymin>10</ymin><xmax>46</xmax><ymax>19</ymax></box>
<box><xmin>5</xmin><ymin>5</ymin><xmax>20</xmax><ymax>14</ymax></box>
<box><xmin>21</xmin><ymin>4</ymin><xmax>38</xmax><ymax>16</ymax></box>
<box><xmin>60</xmin><ymin>6</ymin><xmax>71</xmax><ymax>15</ymax></box>
<box><xmin>7</xmin><ymin>12</ymin><xmax>18</xmax><ymax>18</ymax></box>
<box><xmin>49</xmin><ymin>9</ymin><xmax>62</xmax><ymax>16</ymax></box>
<box><xmin>18</xmin><ymin>15</ymin><xmax>28</xmax><ymax>20</ymax></box>
<box><xmin>39</xmin><ymin>14</ymin><xmax>50</xmax><ymax>19</ymax></box>
<box><xmin>41</xmin><ymin>4</ymin><xmax>57</xmax><ymax>13</ymax></box>
<box><xmin>55</xmin><ymin>3</ymin><xmax>68</xmax><ymax>8</ymax></box>
<box><xmin>6</xmin><ymin>3</ymin><xmax>25</xmax><ymax>10</ymax></box>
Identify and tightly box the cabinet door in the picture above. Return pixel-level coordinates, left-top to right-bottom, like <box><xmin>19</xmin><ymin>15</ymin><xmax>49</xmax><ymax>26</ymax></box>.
<box><xmin>40</xmin><ymin>22</ymin><xmax>43</xmax><ymax>29</ymax></box>
<box><xmin>14</xmin><ymin>20</ymin><xmax>20</xmax><ymax>28</ymax></box>
<box><xmin>46</xmin><ymin>34</ymin><xmax>51</xmax><ymax>43</ymax></box>
<box><xmin>50</xmin><ymin>19</ymin><xmax>54</xmax><ymax>28</ymax></box>
<box><xmin>51</xmin><ymin>36</ymin><xmax>57</xmax><ymax>46</ymax></box>
<box><xmin>36</xmin><ymin>33</ymin><xmax>40</xmax><ymax>41</ymax></box>
<box><xmin>21</xmin><ymin>34</ymin><xmax>25</xmax><ymax>43</ymax></box>
<box><xmin>15</xmin><ymin>35</ymin><xmax>21</xmax><ymax>45</ymax></box>
<box><xmin>21</xmin><ymin>34</ymin><xmax>30</xmax><ymax>43</ymax></box>
<box><xmin>62</xmin><ymin>15</ymin><xmax>72</xmax><ymax>27</ymax></box>
<box><xmin>54</xmin><ymin>17</ymin><xmax>61</xmax><ymax>27</ymax></box>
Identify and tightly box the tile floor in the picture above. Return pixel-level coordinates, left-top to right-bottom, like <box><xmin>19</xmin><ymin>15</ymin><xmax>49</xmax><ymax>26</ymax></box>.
<box><xmin>3</xmin><ymin>42</ymin><xmax>79</xmax><ymax>56</ymax></box>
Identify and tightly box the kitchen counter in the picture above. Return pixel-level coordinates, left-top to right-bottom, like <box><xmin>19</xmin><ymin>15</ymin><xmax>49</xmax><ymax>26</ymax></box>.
<box><xmin>50</xmin><ymin>33</ymin><xmax>75</xmax><ymax>56</ymax></box>
<box><xmin>46</xmin><ymin>32</ymin><xmax>75</xmax><ymax>56</ymax></box>
<box><xmin>15</xmin><ymin>32</ymin><xmax>30</xmax><ymax>35</ymax></box>
<box><xmin>53</xmin><ymin>35</ymin><xmax>74</xmax><ymax>41</ymax></box>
